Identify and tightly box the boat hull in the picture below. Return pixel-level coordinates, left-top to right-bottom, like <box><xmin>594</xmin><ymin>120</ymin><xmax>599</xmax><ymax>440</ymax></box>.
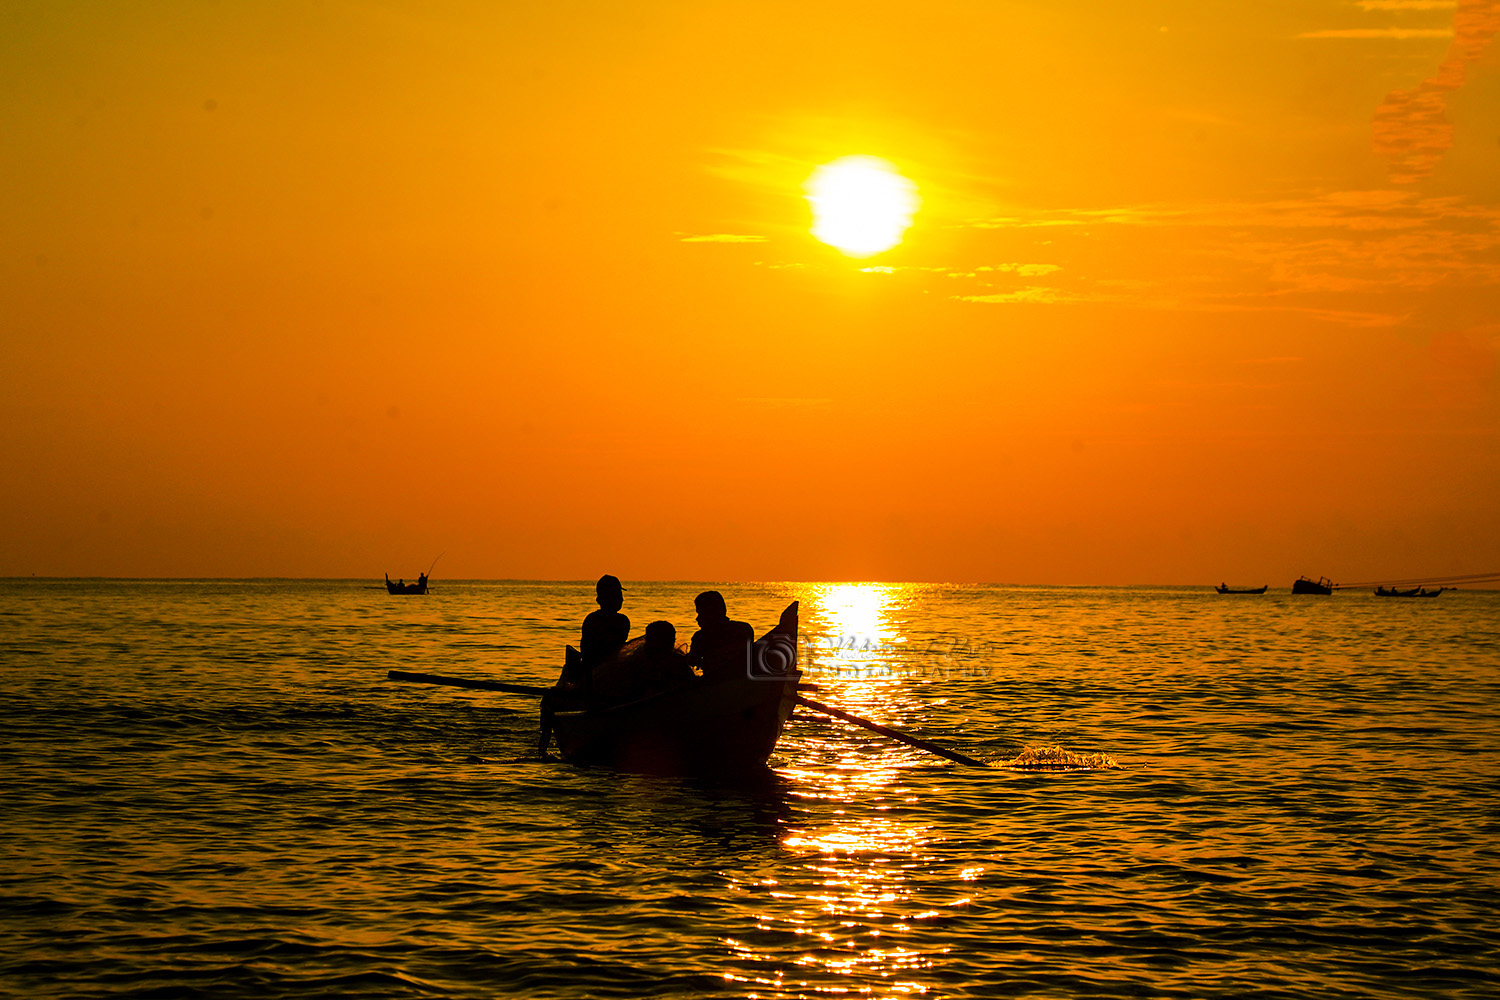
<box><xmin>1292</xmin><ymin>577</ymin><xmax>1333</xmax><ymax>595</ymax></box>
<box><xmin>551</xmin><ymin>671</ymin><xmax>799</xmax><ymax>774</ymax></box>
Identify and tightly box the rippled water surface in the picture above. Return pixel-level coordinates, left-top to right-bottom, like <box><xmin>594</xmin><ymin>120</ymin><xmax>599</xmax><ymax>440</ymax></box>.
<box><xmin>1</xmin><ymin>580</ymin><xmax>1497</xmax><ymax>998</ymax></box>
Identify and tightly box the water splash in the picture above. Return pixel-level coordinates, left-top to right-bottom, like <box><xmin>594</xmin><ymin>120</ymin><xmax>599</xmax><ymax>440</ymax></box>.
<box><xmin>1001</xmin><ymin>743</ymin><xmax>1121</xmax><ymax>771</ymax></box>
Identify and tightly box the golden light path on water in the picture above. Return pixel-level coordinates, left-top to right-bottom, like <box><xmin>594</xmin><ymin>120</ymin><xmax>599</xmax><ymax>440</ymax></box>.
<box><xmin>724</xmin><ymin>583</ymin><xmax>974</xmax><ymax>996</ymax></box>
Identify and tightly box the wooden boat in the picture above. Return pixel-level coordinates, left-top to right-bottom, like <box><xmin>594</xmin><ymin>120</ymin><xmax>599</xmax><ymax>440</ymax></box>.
<box><xmin>1215</xmin><ymin>584</ymin><xmax>1267</xmax><ymax>594</ymax></box>
<box><xmin>385</xmin><ymin>573</ymin><xmax>429</xmax><ymax>595</ymax></box>
<box><xmin>1415</xmin><ymin>587</ymin><xmax>1445</xmax><ymax>598</ymax></box>
<box><xmin>549</xmin><ymin>602</ymin><xmax>801</xmax><ymax>774</ymax></box>
<box><xmin>1292</xmin><ymin>576</ymin><xmax>1334</xmax><ymax>595</ymax></box>
<box><xmin>1375</xmin><ymin>585</ymin><xmax>1422</xmax><ymax>597</ymax></box>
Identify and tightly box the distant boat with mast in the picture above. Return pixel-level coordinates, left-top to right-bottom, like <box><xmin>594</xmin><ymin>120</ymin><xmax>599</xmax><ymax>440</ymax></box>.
<box><xmin>1215</xmin><ymin>583</ymin><xmax>1267</xmax><ymax>594</ymax></box>
<box><xmin>384</xmin><ymin>553</ymin><xmax>442</xmax><ymax>596</ymax></box>
<box><xmin>385</xmin><ymin>573</ymin><xmax>429</xmax><ymax>595</ymax></box>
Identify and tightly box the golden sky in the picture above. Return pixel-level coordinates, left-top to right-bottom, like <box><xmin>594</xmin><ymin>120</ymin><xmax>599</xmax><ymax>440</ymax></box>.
<box><xmin>3</xmin><ymin>0</ymin><xmax>1497</xmax><ymax>583</ymax></box>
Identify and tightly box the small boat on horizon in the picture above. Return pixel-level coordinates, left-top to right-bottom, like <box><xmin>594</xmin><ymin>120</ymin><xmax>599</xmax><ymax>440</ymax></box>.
<box><xmin>1375</xmin><ymin>585</ymin><xmax>1421</xmax><ymax>597</ymax></box>
<box><xmin>385</xmin><ymin>572</ymin><xmax>429</xmax><ymax>595</ymax></box>
<box><xmin>1215</xmin><ymin>584</ymin><xmax>1268</xmax><ymax>594</ymax></box>
<box><xmin>1292</xmin><ymin>576</ymin><xmax>1335</xmax><ymax>595</ymax></box>
<box><xmin>1375</xmin><ymin>585</ymin><xmax>1447</xmax><ymax>598</ymax></box>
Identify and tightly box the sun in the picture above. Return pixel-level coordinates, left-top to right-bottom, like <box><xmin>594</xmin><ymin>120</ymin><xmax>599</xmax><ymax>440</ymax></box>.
<box><xmin>805</xmin><ymin>156</ymin><xmax>920</xmax><ymax>257</ymax></box>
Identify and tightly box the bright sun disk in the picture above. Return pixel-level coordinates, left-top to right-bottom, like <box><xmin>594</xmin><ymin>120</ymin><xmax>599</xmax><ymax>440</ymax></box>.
<box><xmin>805</xmin><ymin>156</ymin><xmax>919</xmax><ymax>257</ymax></box>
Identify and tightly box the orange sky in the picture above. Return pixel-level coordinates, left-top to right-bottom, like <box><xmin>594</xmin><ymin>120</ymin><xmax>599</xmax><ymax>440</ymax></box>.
<box><xmin>3</xmin><ymin>1</ymin><xmax>1498</xmax><ymax>583</ymax></box>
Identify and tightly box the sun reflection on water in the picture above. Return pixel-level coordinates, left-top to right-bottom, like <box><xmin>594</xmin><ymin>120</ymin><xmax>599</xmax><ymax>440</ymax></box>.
<box><xmin>801</xmin><ymin>583</ymin><xmax>907</xmax><ymax>683</ymax></box>
<box><xmin>719</xmin><ymin>584</ymin><xmax>977</xmax><ymax>996</ymax></box>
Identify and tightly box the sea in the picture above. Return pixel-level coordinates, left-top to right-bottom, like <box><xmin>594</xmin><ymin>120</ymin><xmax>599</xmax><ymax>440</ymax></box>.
<box><xmin>1</xmin><ymin>580</ymin><xmax>1496</xmax><ymax>999</ymax></box>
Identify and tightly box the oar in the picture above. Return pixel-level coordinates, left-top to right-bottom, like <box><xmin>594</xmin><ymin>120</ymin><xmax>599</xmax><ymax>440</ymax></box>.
<box><xmin>795</xmin><ymin>695</ymin><xmax>989</xmax><ymax>768</ymax></box>
<box><xmin>388</xmin><ymin>669</ymin><xmax>549</xmax><ymax>697</ymax></box>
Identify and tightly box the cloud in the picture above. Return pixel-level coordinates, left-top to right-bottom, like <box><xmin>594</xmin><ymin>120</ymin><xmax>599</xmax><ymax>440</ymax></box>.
<box><xmin>1371</xmin><ymin>0</ymin><xmax>1500</xmax><ymax>183</ymax></box>
<box><xmin>1157</xmin><ymin>302</ymin><xmax>1408</xmax><ymax>327</ymax></box>
<box><xmin>680</xmin><ymin>233</ymin><xmax>767</xmax><ymax>243</ymax></box>
<box><xmin>976</xmin><ymin>263</ymin><xmax>1063</xmax><ymax>276</ymax></box>
<box><xmin>965</xmin><ymin>190</ymin><xmax>1500</xmax><ymax>239</ymax></box>
<box><xmin>954</xmin><ymin>287</ymin><xmax>1068</xmax><ymax>304</ymax></box>
<box><xmin>1300</xmin><ymin>28</ymin><xmax>1454</xmax><ymax>37</ymax></box>
<box><xmin>955</xmin><ymin>189</ymin><xmax>1500</xmax><ymax>327</ymax></box>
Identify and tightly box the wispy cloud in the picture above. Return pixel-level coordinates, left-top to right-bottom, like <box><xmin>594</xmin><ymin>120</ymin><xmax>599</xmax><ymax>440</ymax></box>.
<box><xmin>965</xmin><ymin>190</ymin><xmax>1500</xmax><ymax>235</ymax></box>
<box><xmin>977</xmin><ymin>263</ymin><xmax>1062</xmax><ymax>276</ymax></box>
<box><xmin>954</xmin><ymin>190</ymin><xmax>1497</xmax><ymax>327</ymax></box>
<box><xmin>954</xmin><ymin>287</ymin><xmax>1068</xmax><ymax>304</ymax></box>
<box><xmin>1372</xmin><ymin>0</ymin><xmax>1500</xmax><ymax>182</ymax></box>
<box><xmin>1300</xmin><ymin>28</ymin><xmax>1453</xmax><ymax>37</ymax></box>
<box><xmin>681</xmin><ymin>233</ymin><xmax>767</xmax><ymax>243</ymax></box>
<box><xmin>1357</xmin><ymin>1</ymin><xmax>1456</xmax><ymax>9</ymax></box>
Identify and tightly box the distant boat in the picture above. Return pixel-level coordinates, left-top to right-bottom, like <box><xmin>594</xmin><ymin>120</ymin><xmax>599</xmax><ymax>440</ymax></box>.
<box><xmin>1374</xmin><ymin>585</ymin><xmax>1447</xmax><ymax>597</ymax></box>
<box><xmin>1215</xmin><ymin>584</ymin><xmax>1268</xmax><ymax>595</ymax></box>
<box><xmin>1292</xmin><ymin>576</ymin><xmax>1334</xmax><ymax>595</ymax></box>
<box><xmin>385</xmin><ymin>573</ymin><xmax>429</xmax><ymax>595</ymax></box>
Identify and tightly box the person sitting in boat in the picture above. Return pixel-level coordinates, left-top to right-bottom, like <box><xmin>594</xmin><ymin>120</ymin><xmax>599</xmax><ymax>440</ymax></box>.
<box><xmin>580</xmin><ymin>574</ymin><xmax>631</xmax><ymax>677</ymax></box>
<box><xmin>591</xmin><ymin>620</ymin><xmax>694</xmax><ymax>701</ymax></box>
<box><xmin>688</xmin><ymin>590</ymin><xmax>754</xmax><ymax>684</ymax></box>
<box><xmin>640</xmin><ymin>620</ymin><xmax>694</xmax><ymax>691</ymax></box>
<box><xmin>539</xmin><ymin>574</ymin><xmax>632</xmax><ymax>752</ymax></box>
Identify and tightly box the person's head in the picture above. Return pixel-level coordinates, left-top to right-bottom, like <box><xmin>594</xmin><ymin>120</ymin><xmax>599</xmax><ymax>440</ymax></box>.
<box><xmin>596</xmin><ymin>574</ymin><xmax>624</xmax><ymax>612</ymax></box>
<box><xmin>643</xmin><ymin>620</ymin><xmax>676</xmax><ymax>652</ymax></box>
<box><xmin>694</xmin><ymin>590</ymin><xmax>727</xmax><ymax>626</ymax></box>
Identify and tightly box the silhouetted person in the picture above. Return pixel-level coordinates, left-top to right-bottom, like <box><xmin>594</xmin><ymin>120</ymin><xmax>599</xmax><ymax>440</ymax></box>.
<box><xmin>592</xmin><ymin>619</ymin><xmax>694</xmax><ymax>701</ymax></box>
<box><xmin>581</xmin><ymin>574</ymin><xmax>630</xmax><ymax>673</ymax></box>
<box><xmin>540</xmin><ymin>574</ymin><xmax>631</xmax><ymax>754</ymax></box>
<box><xmin>688</xmin><ymin>590</ymin><xmax>754</xmax><ymax>684</ymax></box>
<box><xmin>641</xmin><ymin>620</ymin><xmax>694</xmax><ymax>691</ymax></box>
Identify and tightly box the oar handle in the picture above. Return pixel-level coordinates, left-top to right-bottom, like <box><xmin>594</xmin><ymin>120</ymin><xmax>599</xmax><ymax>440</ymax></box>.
<box><xmin>795</xmin><ymin>695</ymin><xmax>989</xmax><ymax>768</ymax></box>
<box><xmin>388</xmin><ymin>670</ymin><xmax>550</xmax><ymax>697</ymax></box>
